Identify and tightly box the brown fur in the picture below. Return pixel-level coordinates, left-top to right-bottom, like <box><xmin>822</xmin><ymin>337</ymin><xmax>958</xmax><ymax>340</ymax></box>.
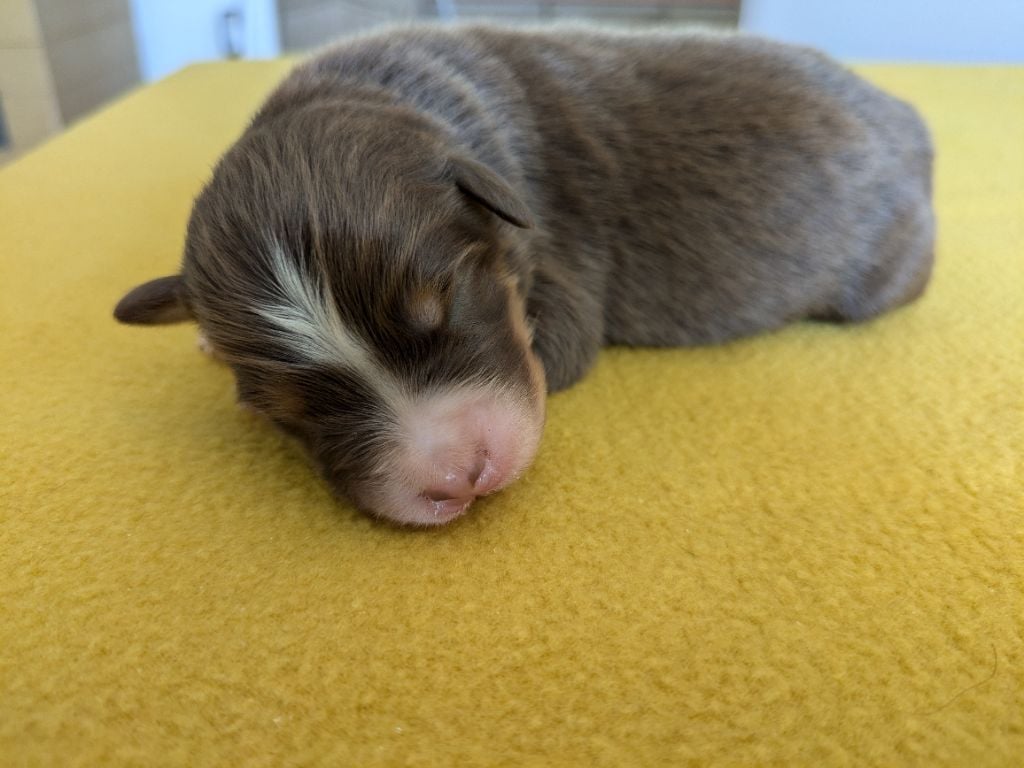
<box><xmin>114</xmin><ymin>24</ymin><xmax>934</xmax><ymax>514</ymax></box>
<box><xmin>250</xmin><ymin>23</ymin><xmax>932</xmax><ymax>390</ymax></box>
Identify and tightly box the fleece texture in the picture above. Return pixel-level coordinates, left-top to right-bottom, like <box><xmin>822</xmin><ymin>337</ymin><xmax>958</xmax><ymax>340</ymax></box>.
<box><xmin>1</xmin><ymin>60</ymin><xmax>1022</xmax><ymax>767</ymax></box>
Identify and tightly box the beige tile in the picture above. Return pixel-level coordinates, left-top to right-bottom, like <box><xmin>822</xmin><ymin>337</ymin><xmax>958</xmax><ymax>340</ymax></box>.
<box><xmin>0</xmin><ymin>0</ymin><xmax>43</xmax><ymax>48</ymax></box>
<box><xmin>0</xmin><ymin>46</ymin><xmax>56</xmax><ymax>101</ymax></box>
<box><xmin>281</xmin><ymin>1</ymin><xmax>418</xmax><ymax>50</ymax></box>
<box><xmin>34</xmin><ymin>0</ymin><xmax>129</xmax><ymax>44</ymax></box>
<box><xmin>350</xmin><ymin>0</ymin><xmax>419</xmax><ymax>11</ymax></box>
<box><xmin>283</xmin><ymin>0</ymin><xmax>414</xmax><ymax>12</ymax></box>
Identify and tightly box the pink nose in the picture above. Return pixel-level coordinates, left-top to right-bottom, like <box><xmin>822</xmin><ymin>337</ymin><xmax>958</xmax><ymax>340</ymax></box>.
<box><xmin>395</xmin><ymin>388</ymin><xmax>544</xmax><ymax>524</ymax></box>
<box><xmin>422</xmin><ymin>451</ymin><xmax>492</xmax><ymax>503</ymax></box>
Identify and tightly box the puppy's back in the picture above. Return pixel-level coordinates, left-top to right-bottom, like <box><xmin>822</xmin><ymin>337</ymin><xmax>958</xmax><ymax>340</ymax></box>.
<box><xmin>254</xmin><ymin>25</ymin><xmax>934</xmax><ymax>349</ymax></box>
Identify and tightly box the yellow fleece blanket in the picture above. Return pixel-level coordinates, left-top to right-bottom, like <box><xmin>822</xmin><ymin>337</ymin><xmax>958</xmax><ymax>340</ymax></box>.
<box><xmin>1</xmin><ymin>60</ymin><xmax>1021</xmax><ymax>766</ymax></box>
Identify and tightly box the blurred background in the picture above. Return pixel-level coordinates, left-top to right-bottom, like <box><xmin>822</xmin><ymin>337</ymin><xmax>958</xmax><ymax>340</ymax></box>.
<box><xmin>1</xmin><ymin>0</ymin><xmax>1022</xmax><ymax>164</ymax></box>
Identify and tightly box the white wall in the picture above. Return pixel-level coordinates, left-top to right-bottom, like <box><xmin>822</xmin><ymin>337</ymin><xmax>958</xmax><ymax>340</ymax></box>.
<box><xmin>130</xmin><ymin>0</ymin><xmax>281</xmax><ymax>82</ymax></box>
<box><xmin>740</xmin><ymin>0</ymin><xmax>1024</xmax><ymax>63</ymax></box>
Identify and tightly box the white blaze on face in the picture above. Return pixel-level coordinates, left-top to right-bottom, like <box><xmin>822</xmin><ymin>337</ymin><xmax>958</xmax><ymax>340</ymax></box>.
<box><xmin>256</xmin><ymin>242</ymin><xmax>402</xmax><ymax>403</ymax></box>
<box><xmin>254</xmin><ymin>241</ymin><xmax>546</xmax><ymax>525</ymax></box>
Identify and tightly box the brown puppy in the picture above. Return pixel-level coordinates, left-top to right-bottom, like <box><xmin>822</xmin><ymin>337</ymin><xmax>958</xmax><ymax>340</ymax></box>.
<box><xmin>115</xmin><ymin>25</ymin><xmax>934</xmax><ymax>525</ymax></box>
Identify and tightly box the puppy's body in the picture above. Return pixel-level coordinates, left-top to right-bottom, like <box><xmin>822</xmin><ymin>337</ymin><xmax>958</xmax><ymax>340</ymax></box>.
<box><xmin>266</xmin><ymin>25</ymin><xmax>933</xmax><ymax>388</ymax></box>
<box><xmin>115</xmin><ymin>26</ymin><xmax>934</xmax><ymax>525</ymax></box>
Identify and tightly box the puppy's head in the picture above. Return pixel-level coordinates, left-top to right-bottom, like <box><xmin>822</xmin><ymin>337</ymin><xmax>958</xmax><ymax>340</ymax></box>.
<box><xmin>115</xmin><ymin>103</ymin><xmax>545</xmax><ymax>525</ymax></box>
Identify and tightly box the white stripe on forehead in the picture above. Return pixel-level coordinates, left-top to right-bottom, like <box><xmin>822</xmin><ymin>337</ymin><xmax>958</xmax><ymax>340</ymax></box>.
<box><xmin>256</xmin><ymin>241</ymin><xmax>405</xmax><ymax>405</ymax></box>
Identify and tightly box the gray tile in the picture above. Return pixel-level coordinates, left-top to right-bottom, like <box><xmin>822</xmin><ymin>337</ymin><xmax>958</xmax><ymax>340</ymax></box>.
<box><xmin>45</xmin><ymin>17</ymin><xmax>139</xmax><ymax>122</ymax></box>
<box><xmin>35</xmin><ymin>0</ymin><xmax>130</xmax><ymax>44</ymax></box>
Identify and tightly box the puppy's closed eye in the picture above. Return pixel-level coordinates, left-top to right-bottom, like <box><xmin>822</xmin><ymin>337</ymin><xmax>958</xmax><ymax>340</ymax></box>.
<box><xmin>407</xmin><ymin>287</ymin><xmax>446</xmax><ymax>332</ymax></box>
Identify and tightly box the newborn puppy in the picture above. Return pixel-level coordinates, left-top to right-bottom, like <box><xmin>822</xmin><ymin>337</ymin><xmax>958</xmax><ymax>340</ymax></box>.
<box><xmin>114</xmin><ymin>25</ymin><xmax>934</xmax><ymax>525</ymax></box>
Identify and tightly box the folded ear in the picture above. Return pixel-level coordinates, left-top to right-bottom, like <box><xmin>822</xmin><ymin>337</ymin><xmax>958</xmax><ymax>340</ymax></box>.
<box><xmin>113</xmin><ymin>275</ymin><xmax>192</xmax><ymax>324</ymax></box>
<box><xmin>449</xmin><ymin>155</ymin><xmax>534</xmax><ymax>229</ymax></box>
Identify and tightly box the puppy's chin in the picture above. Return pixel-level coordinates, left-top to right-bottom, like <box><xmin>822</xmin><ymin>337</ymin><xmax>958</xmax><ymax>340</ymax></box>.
<box><xmin>361</xmin><ymin>491</ymin><xmax>475</xmax><ymax>527</ymax></box>
<box><xmin>343</xmin><ymin>384</ymin><xmax>546</xmax><ymax>527</ymax></box>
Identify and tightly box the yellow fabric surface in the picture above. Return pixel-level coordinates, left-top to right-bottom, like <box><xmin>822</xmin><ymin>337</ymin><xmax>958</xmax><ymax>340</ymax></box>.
<box><xmin>2</xmin><ymin>60</ymin><xmax>1022</xmax><ymax>766</ymax></box>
